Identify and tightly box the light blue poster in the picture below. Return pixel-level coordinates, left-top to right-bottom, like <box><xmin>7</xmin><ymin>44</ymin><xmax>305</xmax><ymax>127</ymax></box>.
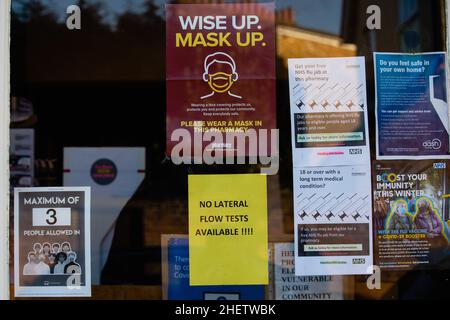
<box><xmin>164</xmin><ymin>236</ymin><xmax>265</xmax><ymax>300</ymax></box>
<box><xmin>374</xmin><ymin>52</ymin><xmax>450</xmax><ymax>159</ymax></box>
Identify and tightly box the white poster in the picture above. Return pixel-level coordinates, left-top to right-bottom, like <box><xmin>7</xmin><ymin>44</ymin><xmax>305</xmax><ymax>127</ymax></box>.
<box><xmin>271</xmin><ymin>243</ymin><xmax>345</xmax><ymax>300</ymax></box>
<box><xmin>63</xmin><ymin>147</ymin><xmax>145</xmax><ymax>284</ymax></box>
<box><xmin>288</xmin><ymin>57</ymin><xmax>373</xmax><ymax>276</ymax></box>
<box><xmin>14</xmin><ymin>187</ymin><xmax>91</xmax><ymax>297</ymax></box>
<box><xmin>10</xmin><ymin>129</ymin><xmax>34</xmax><ymax>191</ymax></box>
<box><xmin>293</xmin><ymin>165</ymin><xmax>373</xmax><ymax>276</ymax></box>
<box><xmin>288</xmin><ymin>57</ymin><xmax>370</xmax><ymax>167</ymax></box>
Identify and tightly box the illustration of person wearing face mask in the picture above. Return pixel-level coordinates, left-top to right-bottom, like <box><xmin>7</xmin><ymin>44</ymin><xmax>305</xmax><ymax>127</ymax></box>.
<box><xmin>414</xmin><ymin>198</ymin><xmax>447</xmax><ymax>243</ymax></box>
<box><xmin>413</xmin><ymin>197</ymin><xmax>450</xmax><ymax>264</ymax></box>
<box><xmin>386</xmin><ymin>199</ymin><xmax>415</xmax><ymax>230</ymax></box>
<box><xmin>201</xmin><ymin>52</ymin><xmax>242</xmax><ymax>100</ymax></box>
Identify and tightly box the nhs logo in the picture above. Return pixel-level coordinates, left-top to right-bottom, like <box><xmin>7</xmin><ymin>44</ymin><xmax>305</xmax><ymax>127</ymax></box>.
<box><xmin>349</xmin><ymin>148</ymin><xmax>363</xmax><ymax>155</ymax></box>
<box><xmin>433</xmin><ymin>163</ymin><xmax>446</xmax><ymax>169</ymax></box>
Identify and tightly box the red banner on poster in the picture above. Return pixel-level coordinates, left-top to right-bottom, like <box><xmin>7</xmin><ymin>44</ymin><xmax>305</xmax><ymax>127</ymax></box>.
<box><xmin>166</xmin><ymin>2</ymin><xmax>276</xmax><ymax>158</ymax></box>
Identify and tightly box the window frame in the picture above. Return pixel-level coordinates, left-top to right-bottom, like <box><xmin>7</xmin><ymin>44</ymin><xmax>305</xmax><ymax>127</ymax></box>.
<box><xmin>0</xmin><ymin>0</ymin><xmax>11</xmax><ymax>301</ymax></box>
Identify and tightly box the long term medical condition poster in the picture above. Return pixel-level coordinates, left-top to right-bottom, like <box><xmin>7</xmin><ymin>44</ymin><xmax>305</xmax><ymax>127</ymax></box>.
<box><xmin>14</xmin><ymin>187</ymin><xmax>91</xmax><ymax>297</ymax></box>
<box><xmin>374</xmin><ymin>52</ymin><xmax>450</xmax><ymax>159</ymax></box>
<box><xmin>373</xmin><ymin>161</ymin><xmax>450</xmax><ymax>270</ymax></box>
<box><xmin>166</xmin><ymin>2</ymin><xmax>276</xmax><ymax>156</ymax></box>
<box><xmin>288</xmin><ymin>57</ymin><xmax>370</xmax><ymax>167</ymax></box>
<box><xmin>293</xmin><ymin>166</ymin><xmax>373</xmax><ymax>276</ymax></box>
<box><xmin>288</xmin><ymin>56</ymin><xmax>373</xmax><ymax>275</ymax></box>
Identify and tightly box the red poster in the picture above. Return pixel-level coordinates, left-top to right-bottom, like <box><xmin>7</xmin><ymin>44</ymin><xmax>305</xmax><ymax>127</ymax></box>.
<box><xmin>166</xmin><ymin>2</ymin><xmax>276</xmax><ymax>157</ymax></box>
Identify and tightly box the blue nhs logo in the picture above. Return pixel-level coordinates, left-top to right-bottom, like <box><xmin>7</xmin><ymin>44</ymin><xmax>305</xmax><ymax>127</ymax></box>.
<box><xmin>433</xmin><ymin>163</ymin><xmax>446</xmax><ymax>169</ymax></box>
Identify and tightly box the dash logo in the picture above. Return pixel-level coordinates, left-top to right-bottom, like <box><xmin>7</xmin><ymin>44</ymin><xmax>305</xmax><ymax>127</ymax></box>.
<box><xmin>423</xmin><ymin>139</ymin><xmax>442</xmax><ymax>150</ymax></box>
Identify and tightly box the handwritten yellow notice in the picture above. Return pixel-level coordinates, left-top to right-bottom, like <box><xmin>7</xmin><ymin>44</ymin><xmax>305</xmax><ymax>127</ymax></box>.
<box><xmin>188</xmin><ymin>174</ymin><xmax>268</xmax><ymax>286</ymax></box>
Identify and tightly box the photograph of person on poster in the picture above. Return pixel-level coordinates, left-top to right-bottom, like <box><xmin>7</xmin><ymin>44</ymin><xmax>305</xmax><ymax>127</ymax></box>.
<box><xmin>52</xmin><ymin>243</ymin><xmax>60</xmax><ymax>254</ymax></box>
<box><xmin>64</xmin><ymin>252</ymin><xmax>81</xmax><ymax>274</ymax></box>
<box><xmin>21</xmin><ymin>241</ymin><xmax>80</xmax><ymax>276</ymax></box>
<box><xmin>54</xmin><ymin>252</ymin><xmax>67</xmax><ymax>275</ymax></box>
<box><xmin>42</xmin><ymin>243</ymin><xmax>51</xmax><ymax>254</ymax></box>
<box><xmin>33</xmin><ymin>243</ymin><xmax>42</xmax><ymax>254</ymax></box>
<box><xmin>23</xmin><ymin>252</ymin><xmax>36</xmax><ymax>276</ymax></box>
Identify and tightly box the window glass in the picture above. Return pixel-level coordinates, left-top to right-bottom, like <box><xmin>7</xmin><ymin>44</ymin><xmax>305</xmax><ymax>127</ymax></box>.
<box><xmin>9</xmin><ymin>0</ymin><xmax>449</xmax><ymax>300</ymax></box>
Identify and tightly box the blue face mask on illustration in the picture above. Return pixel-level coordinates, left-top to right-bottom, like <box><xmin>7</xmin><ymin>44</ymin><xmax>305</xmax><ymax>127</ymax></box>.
<box><xmin>397</xmin><ymin>207</ymin><xmax>406</xmax><ymax>215</ymax></box>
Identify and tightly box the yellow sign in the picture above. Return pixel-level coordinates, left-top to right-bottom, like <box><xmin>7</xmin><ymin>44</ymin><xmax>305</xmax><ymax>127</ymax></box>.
<box><xmin>188</xmin><ymin>174</ymin><xmax>268</xmax><ymax>286</ymax></box>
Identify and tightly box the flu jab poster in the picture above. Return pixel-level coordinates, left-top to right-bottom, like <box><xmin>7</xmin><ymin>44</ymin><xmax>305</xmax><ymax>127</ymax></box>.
<box><xmin>373</xmin><ymin>161</ymin><xmax>450</xmax><ymax>270</ymax></box>
<box><xmin>166</xmin><ymin>2</ymin><xmax>276</xmax><ymax>156</ymax></box>
<box><xmin>14</xmin><ymin>187</ymin><xmax>91</xmax><ymax>297</ymax></box>
<box><xmin>374</xmin><ymin>52</ymin><xmax>450</xmax><ymax>159</ymax></box>
<box><xmin>292</xmin><ymin>165</ymin><xmax>373</xmax><ymax>276</ymax></box>
<box><xmin>288</xmin><ymin>57</ymin><xmax>373</xmax><ymax>275</ymax></box>
<box><xmin>288</xmin><ymin>57</ymin><xmax>370</xmax><ymax>167</ymax></box>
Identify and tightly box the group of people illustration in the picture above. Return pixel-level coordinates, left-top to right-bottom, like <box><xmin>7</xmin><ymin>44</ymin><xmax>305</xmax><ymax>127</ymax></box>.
<box><xmin>387</xmin><ymin>197</ymin><xmax>450</xmax><ymax>246</ymax></box>
<box><xmin>23</xmin><ymin>242</ymin><xmax>81</xmax><ymax>276</ymax></box>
